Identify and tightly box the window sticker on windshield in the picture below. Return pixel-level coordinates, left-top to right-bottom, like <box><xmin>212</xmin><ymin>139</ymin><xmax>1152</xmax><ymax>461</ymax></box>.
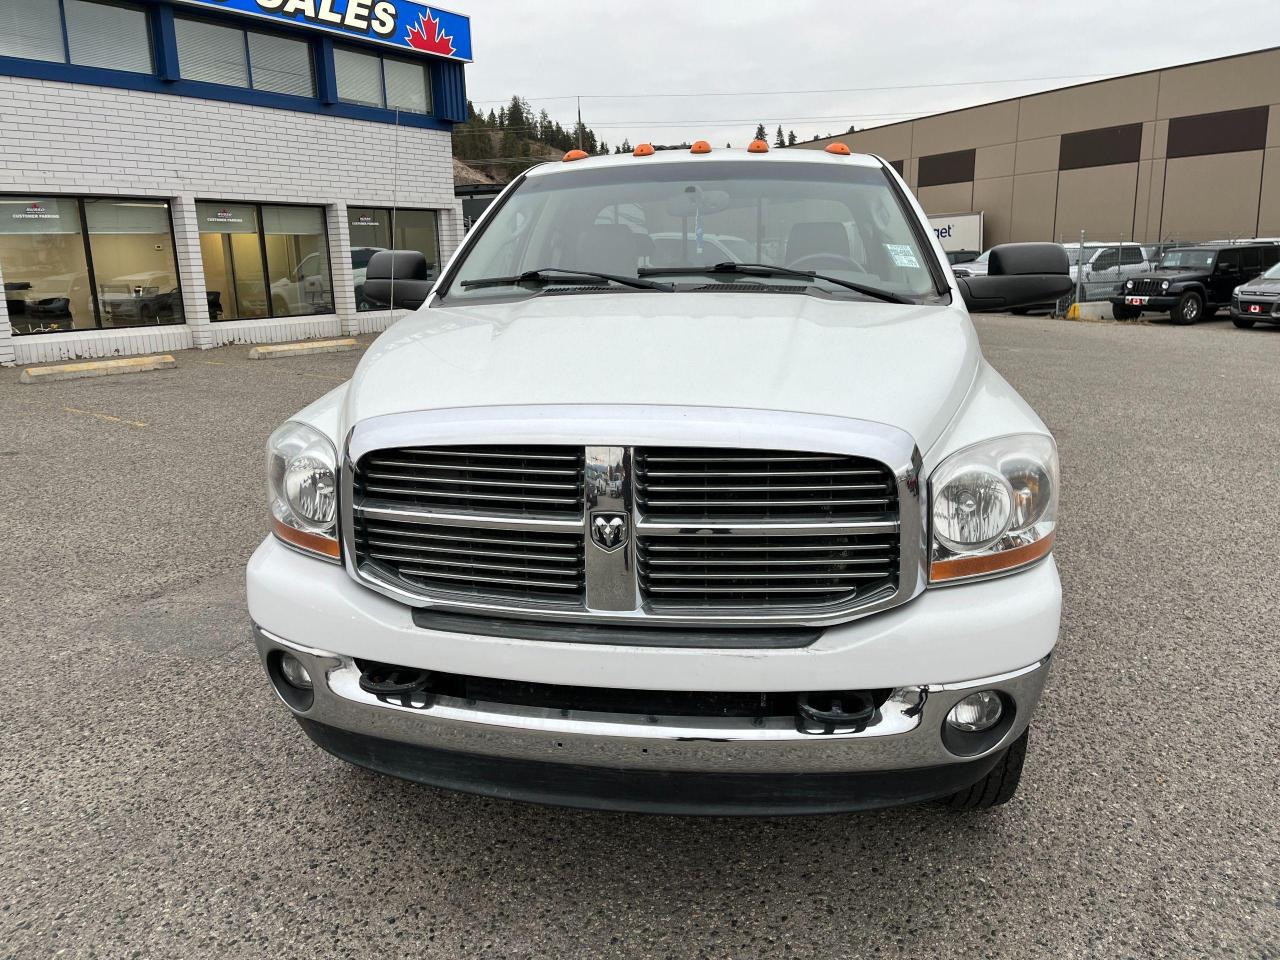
<box><xmin>885</xmin><ymin>244</ymin><xmax>920</xmax><ymax>268</ymax></box>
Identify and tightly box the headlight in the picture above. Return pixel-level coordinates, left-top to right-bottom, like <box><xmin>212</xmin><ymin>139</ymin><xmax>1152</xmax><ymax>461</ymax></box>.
<box><xmin>1161</xmin><ymin>280</ymin><xmax>1170</xmax><ymax>291</ymax></box>
<box><xmin>267</xmin><ymin>421</ymin><xmax>340</xmax><ymax>561</ymax></box>
<box><xmin>929</xmin><ymin>434</ymin><xmax>1057</xmax><ymax>583</ymax></box>
<box><xmin>1125</xmin><ymin>279</ymin><xmax>1134</xmax><ymax>290</ymax></box>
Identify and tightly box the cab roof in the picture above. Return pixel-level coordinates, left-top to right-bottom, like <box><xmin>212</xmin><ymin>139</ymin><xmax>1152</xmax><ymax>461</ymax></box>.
<box><xmin>524</xmin><ymin>146</ymin><xmax>886</xmax><ymax>179</ymax></box>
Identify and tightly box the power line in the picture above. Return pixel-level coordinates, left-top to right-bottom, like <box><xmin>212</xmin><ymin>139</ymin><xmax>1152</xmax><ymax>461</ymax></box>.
<box><xmin>469</xmin><ymin>72</ymin><xmax>1113</xmax><ymax>105</ymax></box>
<box><xmin>463</xmin><ymin>112</ymin><xmax>923</xmax><ymax>135</ymax></box>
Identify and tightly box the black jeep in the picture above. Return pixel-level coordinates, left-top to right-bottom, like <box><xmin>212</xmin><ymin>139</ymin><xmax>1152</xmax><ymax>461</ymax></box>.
<box><xmin>1110</xmin><ymin>242</ymin><xmax>1280</xmax><ymax>324</ymax></box>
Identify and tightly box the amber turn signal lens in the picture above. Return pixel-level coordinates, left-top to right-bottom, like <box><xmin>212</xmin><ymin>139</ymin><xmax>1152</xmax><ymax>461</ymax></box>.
<box><xmin>633</xmin><ymin>143</ymin><xmax>655</xmax><ymax>157</ymax></box>
<box><xmin>825</xmin><ymin>142</ymin><xmax>852</xmax><ymax>155</ymax></box>
<box><xmin>929</xmin><ymin>532</ymin><xmax>1055</xmax><ymax>583</ymax></box>
<box><xmin>747</xmin><ymin>139</ymin><xmax>769</xmax><ymax>153</ymax></box>
<box><xmin>273</xmin><ymin>517</ymin><xmax>341</xmax><ymax>560</ymax></box>
<box><xmin>562</xmin><ymin>149</ymin><xmax>589</xmax><ymax>162</ymax></box>
<box><xmin>690</xmin><ymin>140</ymin><xmax>712</xmax><ymax>154</ymax></box>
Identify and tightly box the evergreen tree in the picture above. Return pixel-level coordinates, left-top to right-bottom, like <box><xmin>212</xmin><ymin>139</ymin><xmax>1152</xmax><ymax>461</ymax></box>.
<box><xmin>754</xmin><ymin>123</ymin><xmax>767</xmax><ymax>142</ymax></box>
<box><xmin>787</xmin><ymin>130</ymin><xmax>798</xmax><ymax>146</ymax></box>
<box><xmin>774</xmin><ymin>125</ymin><xmax>785</xmax><ymax>148</ymax></box>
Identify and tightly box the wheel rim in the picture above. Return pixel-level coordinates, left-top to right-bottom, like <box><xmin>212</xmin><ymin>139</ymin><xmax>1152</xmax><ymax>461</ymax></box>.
<box><xmin>1184</xmin><ymin>299</ymin><xmax>1199</xmax><ymax>320</ymax></box>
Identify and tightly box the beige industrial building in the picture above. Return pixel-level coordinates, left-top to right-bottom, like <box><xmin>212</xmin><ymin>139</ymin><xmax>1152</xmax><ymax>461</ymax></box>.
<box><xmin>800</xmin><ymin>46</ymin><xmax>1280</xmax><ymax>246</ymax></box>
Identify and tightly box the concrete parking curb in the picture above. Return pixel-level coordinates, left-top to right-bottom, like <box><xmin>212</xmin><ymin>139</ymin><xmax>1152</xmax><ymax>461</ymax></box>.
<box><xmin>249</xmin><ymin>339</ymin><xmax>359</xmax><ymax>360</ymax></box>
<box><xmin>19</xmin><ymin>355</ymin><xmax>176</xmax><ymax>384</ymax></box>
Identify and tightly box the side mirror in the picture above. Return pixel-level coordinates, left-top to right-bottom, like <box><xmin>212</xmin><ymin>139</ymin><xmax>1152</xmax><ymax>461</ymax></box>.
<box><xmin>363</xmin><ymin>250</ymin><xmax>434</xmax><ymax>310</ymax></box>
<box><xmin>957</xmin><ymin>243</ymin><xmax>1073</xmax><ymax>312</ymax></box>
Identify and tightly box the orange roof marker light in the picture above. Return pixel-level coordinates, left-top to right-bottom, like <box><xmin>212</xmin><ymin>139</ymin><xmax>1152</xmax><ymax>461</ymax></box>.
<box><xmin>563</xmin><ymin>149</ymin><xmax>589</xmax><ymax>162</ymax></box>
<box><xmin>633</xmin><ymin>143</ymin><xmax>656</xmax><ymax>157</ymax></box>
<box><xmin>747</xmin><ymin>139</ymin><xmax>770</xmax><ymax>153</ymax></box>
<box><xmin>690</xmin><ymin>140</ymin><xmax>713</xmax><ymax>155</ymax></box>
<box><xmin>825</xmin><ymin>142</ymin><xmax>852</xmax><ymax>156</ymax></box>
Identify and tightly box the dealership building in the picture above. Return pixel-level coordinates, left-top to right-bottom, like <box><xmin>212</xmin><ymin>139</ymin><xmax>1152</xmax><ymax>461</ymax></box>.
<box><xmin>0</xmin><ymin>0</ymin><xmax>472</xmax><ymax>367</ymax></box>
<box><xmin>800</xmin><ymin>46</ymin><xmax>1280</xmax><ymax>250</ymax></box>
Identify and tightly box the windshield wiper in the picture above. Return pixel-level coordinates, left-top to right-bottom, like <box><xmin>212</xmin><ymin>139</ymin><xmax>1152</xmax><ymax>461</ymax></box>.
<box><xmin>460</xmin><ymin>267</ymin><xmax>672</xmax><ymax>292</ymax></box>
<box><xmin>638</xmin><ymin>262</ymin><xmax>911</xmax><ymax>304</ymax></box>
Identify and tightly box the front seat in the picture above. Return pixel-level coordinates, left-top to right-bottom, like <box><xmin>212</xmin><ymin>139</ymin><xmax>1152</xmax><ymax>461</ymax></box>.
<box><xmin>785</xmin><ymin>221</ymin><xmax>851</xmax><ymax>267</ymax></box>
<box><xmin>572</xmin><ymin>224</ymin><xmax>644</xmax><ymax>275</ymax></box>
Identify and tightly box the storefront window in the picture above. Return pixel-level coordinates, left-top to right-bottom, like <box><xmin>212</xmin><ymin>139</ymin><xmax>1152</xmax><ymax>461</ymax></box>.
<box><xmin>176</xmin><ymin>17</ymin><xmax>250</xmax><ymax>88</ymax></box>
<box><xmin>263</xmin><ymin>205</ymin><xmax>333</xmax><ymax>317</ymax></box>
<box><xmin>65</xmin><ymin>1</ymin><xmax>152</xmax><ymax>74</ymax></box>
<box><xmin>0</xmin><ymin>0</ymin><xmax>66</xmax><ymax>64</ymax></box>
<box><xmin>0</xmin><ymin>195</ymin><xmax>183</xmax><ymax>335</ymax></box>
<box><xmin>384</xmin><ymin>58</ymin><xmax>430</xmax><ymax>114</ymax></box>
<box><xmin>334</xmin><ymin>47</ymin><xmax>433</xmax><ymax>114</ymax></box>
<box><xmin>347</xmin><ymin>207</ymin><xmax>439</xmax><ymax>311</ymax></box>
<box><xmin>334</xmin><ymin>47</ymin><xmax>383</xmax><ymax>107</ymax></box>
<box><xmin>246</xmin><ymin>32</ymin><xmax>314</xmax><ymax>98</ymax></box>
<box><xmin>198</xmin><ymin>203</ymin><xmax>267</xmax><ymax>320</ymax></box>
<box><xmin>198</xmin><ymin>202</ymin><xmax>332</xmax><ymax>321</ymax></box>
<box><xmin>0</xmin><ymin>198</ymin><xmax>93</xmax><ymax>335</ymax></box>
<box><xmin>86</xmin><ymin>199</ymin><xmax>182</xmax><ymax>328</ymax></box>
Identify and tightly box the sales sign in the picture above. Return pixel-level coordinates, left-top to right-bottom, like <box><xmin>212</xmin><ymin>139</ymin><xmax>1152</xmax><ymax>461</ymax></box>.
<box><xmin>172</xmin><ymin>0</ymin><xmax>472</xmax><ymax>62</ymax></box>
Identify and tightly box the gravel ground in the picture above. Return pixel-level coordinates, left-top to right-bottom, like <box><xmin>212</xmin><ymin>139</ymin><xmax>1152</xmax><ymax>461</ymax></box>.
<box><xmin>1</xmin><ymin>315</ymin><xmax>1277</xmax><ymax>959</ymax></box>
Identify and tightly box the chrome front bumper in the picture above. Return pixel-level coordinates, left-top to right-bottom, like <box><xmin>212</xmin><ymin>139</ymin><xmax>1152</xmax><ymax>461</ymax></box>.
<box><xmin>254</xmin><ymin>624</ymin><xmax>1051</xmax><ymax>812</ymax></box>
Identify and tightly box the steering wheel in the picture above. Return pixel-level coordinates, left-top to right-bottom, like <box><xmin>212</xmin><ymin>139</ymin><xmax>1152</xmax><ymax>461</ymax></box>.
<box><xmin>786</xmin><ymin>252</ymin><xmax>864</xmax><ymax>274</ymax></box>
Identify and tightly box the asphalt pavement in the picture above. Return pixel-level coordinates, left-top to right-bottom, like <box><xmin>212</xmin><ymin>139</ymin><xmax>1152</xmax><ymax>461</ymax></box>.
<box><xmin>2</xmin><ymin>314</ymin><xmax>1277</xmax><ymax>959</ymax></box>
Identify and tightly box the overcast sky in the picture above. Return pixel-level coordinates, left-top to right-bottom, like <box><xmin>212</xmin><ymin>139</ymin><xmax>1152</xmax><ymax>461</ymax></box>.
<box><xmin>462</xmin><ymin>0</ymin><xmax>1280</xmax><ymax>149</ymax></box>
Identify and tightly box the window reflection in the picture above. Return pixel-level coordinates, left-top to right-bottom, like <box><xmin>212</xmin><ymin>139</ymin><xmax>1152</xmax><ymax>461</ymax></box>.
<box><xmin>197</xmin><ymin>202</ymin><xmax>267</xmax><ymax>320</ymax></box>
<box><xmin>0</xmin><ymin>197</ymin><xmax>94</xmax><ymax>335</ymax></box>
<box><xmin>264</xmin><ymin>205</ymin><xmax>333</xmax><ymax>317</ymax></box>
<box><xmin>87</xmin><ymin>199</ymin><xmax>183</xmax><ymax>328</ymax></box>
<box><xmin>347</xmin><ymin>207</ymin><xmax>439</xmax><ymax>311</ymax></box>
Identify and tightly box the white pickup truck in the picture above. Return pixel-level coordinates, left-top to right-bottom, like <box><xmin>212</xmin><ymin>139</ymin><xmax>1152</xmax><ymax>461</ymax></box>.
<box><xmin>249</xmin><ymin>143</ymin><xmax>1071</xmax><ymax>815</ymax></box>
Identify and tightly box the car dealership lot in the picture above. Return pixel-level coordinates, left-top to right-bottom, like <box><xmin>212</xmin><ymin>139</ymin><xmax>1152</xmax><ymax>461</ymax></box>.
<box><xmin>1</xmin><ymin>316</ymin><xmax>1277</xmax><ymax>959</ymax></box>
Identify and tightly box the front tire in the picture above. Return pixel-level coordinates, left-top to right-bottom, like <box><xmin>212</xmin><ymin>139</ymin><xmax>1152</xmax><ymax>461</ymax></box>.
<box><xmin>1172</xmin><ymin>291</ymin><xmax>1203</xmax><ymax>325</ymax></box>
<box><xmin>1232</xmin><ymin>315</ymin><xmax>1256</xmax><ymax>329</ymax></box>
<box><xmin>938</xmin><ymin>729</ymin><xmax>1028</xmax><ymax>811</ymax></box>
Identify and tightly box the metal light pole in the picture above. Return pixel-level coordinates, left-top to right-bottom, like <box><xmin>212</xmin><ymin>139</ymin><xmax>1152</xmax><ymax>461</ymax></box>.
<box><xmin>1075</xmin><ymin>229</ymin><xmax>1086</xmax><ymax>306</ymax></box>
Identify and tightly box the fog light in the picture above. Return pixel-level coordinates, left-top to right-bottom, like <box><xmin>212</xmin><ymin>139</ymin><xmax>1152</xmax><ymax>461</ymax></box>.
<box><xmin>946</xmin><ymin>691</ymin><xmax>1003</xmax><ymax>732</ymax></box>
<box><xmin>279</xmin><ymin>653</ymin><xmax>313</xmax><ymax>690</ymax></box>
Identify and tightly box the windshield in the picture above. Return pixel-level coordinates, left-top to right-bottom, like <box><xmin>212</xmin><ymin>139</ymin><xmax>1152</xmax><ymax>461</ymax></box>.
<box><xmin>444</xmin><ymin>161</ymin><xmax>939</xmax><ymax>301</ymax></box>
<box><xmin>1158</xmin><ymin>249</ymin><xmax>1215</xmax><ymax>270</ymax></box>
<box><xmin>1262</xmin><ymin>262</ymin><xmax>1280</xmax><ymax>280</ymax></box>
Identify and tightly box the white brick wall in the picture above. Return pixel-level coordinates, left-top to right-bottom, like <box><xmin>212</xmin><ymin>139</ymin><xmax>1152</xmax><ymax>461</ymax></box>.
<box><xmin>0</xmin><ymin>75</ymin><xmax>464</xmax><ymax>365</ymax></box>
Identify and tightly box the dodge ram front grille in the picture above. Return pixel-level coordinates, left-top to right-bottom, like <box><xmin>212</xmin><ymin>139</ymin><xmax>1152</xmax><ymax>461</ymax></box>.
<box><xmin>345</xmin><ymin>434</ymin><xmax>917</xmax><ymax>629</ymax></box>
<box><xmin>355</xmin><ymin>445</ymin><xmax>585</xmax><ymax>519</ymax></box>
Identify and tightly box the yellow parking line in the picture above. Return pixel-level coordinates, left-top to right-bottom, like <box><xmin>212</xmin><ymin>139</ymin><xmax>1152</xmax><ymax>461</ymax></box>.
<box><xmin>63</xmin><ymin>406</ymin><xmax>148</xmax><ymax>429</ymax></box>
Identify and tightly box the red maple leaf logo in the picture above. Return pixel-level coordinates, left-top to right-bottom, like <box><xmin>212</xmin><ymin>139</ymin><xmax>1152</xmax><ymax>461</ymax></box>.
<box><xmin>406</xmin><ymin>10</ymin><xmax>456</xmax><ymax>57</ymax></box>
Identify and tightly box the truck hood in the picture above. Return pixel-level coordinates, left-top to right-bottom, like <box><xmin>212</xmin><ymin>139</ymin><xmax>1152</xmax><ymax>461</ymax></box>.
<box><xmin>1143</xmin><ymin>268</ymin><xmax>1206</xmax><ymax>282</ymax></box>
<box><xmin>344</xmin><ymin>292</ymin><xmax>980</xmax><ymax>451</ymax></box>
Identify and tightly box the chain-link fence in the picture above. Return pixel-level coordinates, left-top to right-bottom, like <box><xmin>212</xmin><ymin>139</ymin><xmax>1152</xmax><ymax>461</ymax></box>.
<box><xmin>1045</xmin><ymin>232</ymin><xmax>1272</xmax><ymax>317</ymax></box>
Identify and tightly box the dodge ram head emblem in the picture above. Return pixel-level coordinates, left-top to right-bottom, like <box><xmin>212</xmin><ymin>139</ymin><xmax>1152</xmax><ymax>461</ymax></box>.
<box><xmin>591</xmin><ymin>513</ymin><xmax>629</xmax><ymax>551</ymax></box>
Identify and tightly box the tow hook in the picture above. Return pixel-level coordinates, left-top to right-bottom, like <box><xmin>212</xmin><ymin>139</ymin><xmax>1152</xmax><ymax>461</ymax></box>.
<box><xmin>358</xmin><ymin>662</ymin><xmax>433</xmax><ymax>707</ymax></box>
<box><xmin>796</xmin><ymin>691</ymin><xmax>878</xmax><ymax>735</ymax></box>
